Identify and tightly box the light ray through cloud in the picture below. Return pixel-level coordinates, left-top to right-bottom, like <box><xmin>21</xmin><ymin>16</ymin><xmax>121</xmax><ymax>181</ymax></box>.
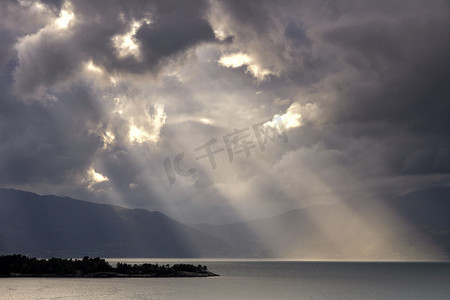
<box><xmin>0</xmin><ymin>0</ymin><xmax>449</xmax><ymax>260</ymax></box>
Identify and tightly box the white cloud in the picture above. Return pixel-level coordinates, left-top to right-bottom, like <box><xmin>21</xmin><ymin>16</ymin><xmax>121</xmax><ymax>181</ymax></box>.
<box><xmin>112</xmin><ymin>18</ymin><xmax>151</xmax><ymax>60</ymax></box>
<box><xmin>85</xmin><ymin>60</ymin><xmax>103</xmax><ymax>74</ymax></box>
<box><xmin>266</xmin><ymin>102</ymin><xmax>318</xmax><ymax>130</ymax></box>
<box><xmin>89</xmin><ymin>168</ymin><xmax>108</xmax><ymax>183</ymax></box>
<box><xmin>84</xmin><ymin>167</ymin><xmax>109</xmax><ymax>192</ymax></box>
<box><xmin>218</xmin><ymin>53</ymin><xmax>252</xmax><ymax>68</ymax></box>
<box><xmin>129</xmin><ymin>104</ymin><xmax>167</xmax><ymax>144</ymax></box>
<box><xmin>218</xmin><ymin>52</ymin><xmax>273</xmax><ymax>80</ymax></box>
<box><xmin>55</xmin><ymin>6</ymin><xmax>74</xmax><ymax>29</ymax></box>
<box><xmin>129</xmin><ymin>125</ymin><xmax>151</xmax><ymax>143</ymax></box>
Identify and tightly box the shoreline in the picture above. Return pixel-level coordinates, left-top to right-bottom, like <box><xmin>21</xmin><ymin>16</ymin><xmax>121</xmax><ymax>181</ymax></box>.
<box><xmin>1</xmin><ymin>271</ymin><xmax>219</xmax><ymax>278</ymax></box>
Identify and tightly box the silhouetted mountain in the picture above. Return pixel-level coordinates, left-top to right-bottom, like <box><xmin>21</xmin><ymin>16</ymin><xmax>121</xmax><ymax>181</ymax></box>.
<box><xmin>0</xmin><ymin>189</ymin><xmax>235</xmax><ymax>258</ymax></box>
<box><xmin>387</xmin><ymin>187</ymin><xmax>450</xmax><ymax>257</ymax></box>
<box><xmin>1</xmin><ymin>187</ymin><xmax>449</xmax><ymax>259</ymax></box>
<box><xmin>193</xmin><ymin>187</ymin><xmax>450</xmax><ymax>260</ymax></box>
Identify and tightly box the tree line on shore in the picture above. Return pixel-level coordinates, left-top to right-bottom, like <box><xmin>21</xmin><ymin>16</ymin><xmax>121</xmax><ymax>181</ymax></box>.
<box><xmin>0</xmin><ymin>254</ymin><xmax>209</xmax><ymax>277</ymax></box>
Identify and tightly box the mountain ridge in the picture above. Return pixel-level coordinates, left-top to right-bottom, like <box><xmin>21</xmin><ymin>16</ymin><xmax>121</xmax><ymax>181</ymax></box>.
<box><xmin>0</xmin><ymin>188</ymin><xmax>235</xmax><ymax>258</ymax></box>
<box><xmin>1</xmin><ymin>187</ymin><xmax>449</xmax><ymax>259</ymax></box>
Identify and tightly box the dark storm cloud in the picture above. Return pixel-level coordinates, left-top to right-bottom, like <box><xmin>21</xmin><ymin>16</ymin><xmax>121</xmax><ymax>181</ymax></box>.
<box><xmin>319</xmin><ymin>16</ymin><xmax>450</xmax><ymax>129</ymax></box>
<box><xmin>136</xmin><ymin>12</ymin><xmax>215</xmax><ymax>67</ymax></box>
<box><xmin>0</xmin><ymin>1</ymin><xmax>105</xmax><ymax>185</ymax></box>
<box><xmin>0</xmin><ymin>30</ymin><xmax>16</xmax><ymax>71</ymax></box>
<box><xmin>0</xmin><ymin>0</ymin><xmax>52</xmax><ymax>70</ymax></box>
<box><xmin>217</xmin><ymin>0</ymin><xmax>272</xmax><ymax>34</ymax></box>
<box><xmin>12</xmin><ymin>0</ymin><xmax>217</xmax><ymax>96</ymax></box>
<box><xmin>72</xmin><ymin>0</ymin><xmax>216</xmax><ymax>75</ymax></box>
<box><xmin>206</xmin><ymin>0</ymin><xmax>450</xmax><ymax>208</ymax></box>
<box><xmin>40</xmin><ymin>0</ymin><xmax>64</xmax><ymax>10</ymax></box>
<box><xmin>0</xmin><ymin>85</ymin><xmax>103</xmax><ymax>185</ymax></box>
<box><xmin>313</xmin><ymin>8</ymin><xmax>450</xmax><ymax>175</ymax></box>
<box><xmin>14</xmin><ymin>29</ymin><xmax>85</xmax><ymax>97</ymax></box>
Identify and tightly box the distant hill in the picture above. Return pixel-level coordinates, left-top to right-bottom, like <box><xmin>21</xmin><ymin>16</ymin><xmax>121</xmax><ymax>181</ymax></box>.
<box><xmin>0</xmin><ymin>189</ymin><xmax>235</xmax><ymax>258</ymax></box>
<box><xmin>193</xmin><ymin>187</ymin><xmax>450</xmax><ymax>260</ymax></box>
<box><xmin>1</xmin><ymin>187</ymin><xmax>449</xmax><ymax>259</ymax></box>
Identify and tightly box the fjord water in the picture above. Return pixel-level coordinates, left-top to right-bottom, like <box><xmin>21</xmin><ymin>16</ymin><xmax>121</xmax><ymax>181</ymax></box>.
<box><xmin>1</xmin><ymin>260</ymin><xmax>450</xmax><ymax>299</ymax></box>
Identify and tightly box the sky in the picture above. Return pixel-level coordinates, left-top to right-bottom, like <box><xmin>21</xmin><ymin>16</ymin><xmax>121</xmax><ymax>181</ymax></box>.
<box><xmin>0</xmin><ymin>0</ymin><xmax>449</xmax><ymax>225</ymax></box>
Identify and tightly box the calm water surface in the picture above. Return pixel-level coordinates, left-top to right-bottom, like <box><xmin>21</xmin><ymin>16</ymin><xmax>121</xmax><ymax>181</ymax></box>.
<box><xmin>1</xmin><ymin>260</ymin><xmax>449</xmax><ymax>299</ymax></box>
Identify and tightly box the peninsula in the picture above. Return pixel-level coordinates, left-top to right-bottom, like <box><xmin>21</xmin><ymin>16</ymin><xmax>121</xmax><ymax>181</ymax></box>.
<box><xmin>0</xmin><ymin>255</ymin><xmax>218</xmax><ymax>278</ymax></box>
